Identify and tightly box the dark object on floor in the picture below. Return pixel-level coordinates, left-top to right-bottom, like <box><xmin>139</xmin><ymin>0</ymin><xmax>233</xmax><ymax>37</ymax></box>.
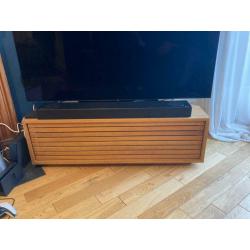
<box><xmin>1</xmin><ymin>134</ymin><xmax>30</xmax><ymax>166</ymax></box>
<box><xmin>0</xmin><ymin>161</ymin><xmax>23</xmax><ymax>196</ymax></box>
<box><xmin>0</xmin><ymin>154</ymin><xmax>8</xmax><ymax>178</ymax></box>
<box><xmin>0</xmin><ymin>134</ymin><xmax>30</xmax><ymax>195</ymax></box>
<box><xmin>18</xmin><ymin>162</ymin><xmax>45</xmax><ymax>185</ymax></box>
<box><xmin>0</xmin><ymin>161</ymin><xmax>45</xmax><ymax>195</ymax></box>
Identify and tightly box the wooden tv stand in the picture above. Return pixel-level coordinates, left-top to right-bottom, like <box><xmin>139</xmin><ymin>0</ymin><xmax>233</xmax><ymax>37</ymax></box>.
<box><xmin>22</xmin><ymin>105</ymin><xmax>209</xmax><ymax>165</ymax></box>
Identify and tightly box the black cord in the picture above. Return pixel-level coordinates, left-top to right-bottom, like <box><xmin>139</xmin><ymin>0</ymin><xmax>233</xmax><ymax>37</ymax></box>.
<box><xmin>0</xmin><ymin>197</ymin><xmax>16</xmax><ymax>219</ymax></box>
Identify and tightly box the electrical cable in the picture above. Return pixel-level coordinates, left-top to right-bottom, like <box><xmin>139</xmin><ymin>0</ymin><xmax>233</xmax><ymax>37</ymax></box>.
<box><xmin>0</xmin><ymin>122</ymin><xmax>23</xmax><ymax>134</ymax></box>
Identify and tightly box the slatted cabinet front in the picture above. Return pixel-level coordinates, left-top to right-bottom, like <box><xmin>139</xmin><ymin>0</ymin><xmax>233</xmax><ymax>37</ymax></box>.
<box><xmin>23</xmin><ymin>117</ymin><xmax>208</xmax><ymax>165</ymax></box>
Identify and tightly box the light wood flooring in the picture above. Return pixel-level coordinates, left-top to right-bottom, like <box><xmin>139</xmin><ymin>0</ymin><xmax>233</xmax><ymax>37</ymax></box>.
<box><xmin>1</xmin><ymin>138</ymin><xmax>250</xmax><ymax>219</ymax></box>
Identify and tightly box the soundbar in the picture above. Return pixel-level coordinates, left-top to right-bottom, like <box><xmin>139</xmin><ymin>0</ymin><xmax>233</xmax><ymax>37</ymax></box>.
<box><xmin>32</xmin><ymin>100</ymin><xmax>192</xmax><ymax>119</ymax></box>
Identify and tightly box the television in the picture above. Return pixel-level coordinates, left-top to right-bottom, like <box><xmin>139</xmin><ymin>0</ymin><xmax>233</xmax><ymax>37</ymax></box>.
<box><xmin>13</xmin><ymin>31</ymin><xmax>219</xmax><ymax>102</ymax></box>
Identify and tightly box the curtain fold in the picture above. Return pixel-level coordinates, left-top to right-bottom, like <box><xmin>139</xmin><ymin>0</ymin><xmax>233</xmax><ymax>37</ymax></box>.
<box><xmin>209</xmin><ymin>32</ymin><xmax>250</xmax><ymax>142</ymax></box>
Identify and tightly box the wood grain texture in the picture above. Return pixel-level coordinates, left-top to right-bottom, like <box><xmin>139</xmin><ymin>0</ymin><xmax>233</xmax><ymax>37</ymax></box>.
<box><xmin>29</xmin><ymin>125</ymin><xmax>205</xmax><ymax>132</ymax></box>
<box><xmin>0</xmin><ymin>55</ymin><xmax>18</xmax><ymax>140</ymax></box>
<box><xmin>212</xmin><ymin>175</ymin><xmax>250</xmax><ymax>213</ymax></box>
<box><xmin>32</xmin><ymin>158</ymin><xmax>204</xmax><ymax>165</ymax></box>
<box><xmin>23</xmin><ymin>105</ymin><xmax>209</xmax><ymax>165</ymax></box>
<box><xmin>30</xmin><ymin>130</ymin><xmax>203</xmax><ymax>137</ymax></box>
<box><xmin>180</xmin><ymin>155</ymin><xmax>250</xmax><ymax>217</ymax></box>
<box><xmin>138</xmin><ymin>143</ymin><xmax>250</xmax><ymax>218</ymax></box>
<box><xmin>109</xmin><ymin>178</ymin><xmax>183</xmax><ymax>218</ymax></box>
<box><xmin>195</xmin><ymin>205</ymin><xmax>225</xmax><ymax>219</ymax></box>
<box><xmin>166</xmin><ymin>209</ymin><xmax>190</xmax><ymax>219</ymax></box>
<box><xmin>2</xmin><ymin>138</ymin><xmax>250</xmax><ymax>219</ymax></box>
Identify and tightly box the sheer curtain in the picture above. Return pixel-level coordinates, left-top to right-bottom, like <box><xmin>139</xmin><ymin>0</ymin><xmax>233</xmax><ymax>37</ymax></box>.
<box><xmin>210</xmin><ymin>31</ymin><xmax>250</xmax><ymax>142</ymax></box>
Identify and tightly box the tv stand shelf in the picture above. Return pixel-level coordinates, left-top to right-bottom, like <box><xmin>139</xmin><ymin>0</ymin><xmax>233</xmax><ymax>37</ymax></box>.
<box><xmin>22</xmin><ymin>105</ymin><xmax>209</xmax><ymax>165</ymax></box>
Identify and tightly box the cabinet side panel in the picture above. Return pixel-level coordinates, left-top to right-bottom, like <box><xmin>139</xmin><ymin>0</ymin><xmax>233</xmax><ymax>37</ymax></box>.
<box><xmin>23</xmin><ymin>120</ymin><xmax>36</xmax><ymax>164</ymax></box>
<box><xmin>200</xmin><ymin>119</ymin><xmax>209</xmax><ymax>162</ymax></box>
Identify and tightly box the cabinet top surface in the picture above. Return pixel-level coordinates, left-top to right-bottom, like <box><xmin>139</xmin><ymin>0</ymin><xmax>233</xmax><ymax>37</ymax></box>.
<box><xmin>22</xmin><ymin>105</ymin><xmax>209</xmax><ymax>123</ymax></box>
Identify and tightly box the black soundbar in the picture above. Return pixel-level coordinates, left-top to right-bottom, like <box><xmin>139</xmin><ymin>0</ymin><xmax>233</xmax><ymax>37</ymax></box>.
<box><xmin>31</xmin><ymin>100</ymin><xmax>192</xmax><ymax>119</ymax></box>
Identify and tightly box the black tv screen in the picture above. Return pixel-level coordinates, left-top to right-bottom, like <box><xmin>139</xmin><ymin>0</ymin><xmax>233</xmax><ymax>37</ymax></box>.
<box><xmin>13</xmin><ymin>31</ymin><xmax>219</xmax><ymax>101</ymax></box>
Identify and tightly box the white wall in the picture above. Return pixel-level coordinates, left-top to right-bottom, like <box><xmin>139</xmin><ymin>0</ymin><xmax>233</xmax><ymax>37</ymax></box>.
<box><xmin>188</xmin><ymin>98</ymin><xmax>210</xmax><ymax>114</ymax></box>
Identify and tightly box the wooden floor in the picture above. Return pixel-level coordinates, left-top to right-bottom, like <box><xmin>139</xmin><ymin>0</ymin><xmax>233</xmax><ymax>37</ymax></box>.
<box><xmin>1</xmin><ymin>138</ymin><xmax>250</xmax><ymax>219</ymax></box>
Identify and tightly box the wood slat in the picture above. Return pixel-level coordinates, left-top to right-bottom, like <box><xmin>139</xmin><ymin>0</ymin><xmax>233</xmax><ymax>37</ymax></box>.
<box><xmin>34</xmin><ymin>158</ymin><xmax>202</xmax><ymax>165</ymax></box>
<box><xmin>35</xmin><ymin>149</ymin><xmax>200</xmax><ymax>156</ymax></box>
<box><xmin>36</xmin><ymin>154</ymin><xmax>200</xmax><ymax>160</ymax></box>
<box><xmin>23</xmin><ymin>114</ymin><xmax>209</xmax><ymax>124</ymax></box>
<box><xmin>31</xmin><ymin>135</ymin><xmax>203</xmax><ymax>142</ymax></box>
<box><xmin>33</xmin><ymin>144</ymin><xmax>202</xmax><ymax>152</ymax></box>
<box><xmin>29</xmin><ymin>125</ymin><xmax>204</xmax><ymax>133</ymax></box>
<box><xmin>28</xmin><ymin>121</ymin><xmax>205</xmax><ymax>127</ymax></box>
<box><xmin>32</xmin><ymin>140</ymin><xmax>202</xmax><ymax>147</ymax></box>
<box><xmin>30</xmin><ymin>130</ymin><xmax>203</xmax><ymax>137</ymax></box>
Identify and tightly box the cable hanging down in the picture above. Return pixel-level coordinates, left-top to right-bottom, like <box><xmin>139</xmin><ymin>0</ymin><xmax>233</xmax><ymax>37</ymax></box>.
<box><xmin>0</xmin><ymin>123</ymin><xmax>22</xmax><ymax>134</ymax></box>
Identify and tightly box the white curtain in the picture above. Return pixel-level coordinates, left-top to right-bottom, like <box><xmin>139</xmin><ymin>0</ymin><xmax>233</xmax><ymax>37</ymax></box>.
<box><xmin>210</xmin><ymin>31</ymin><xmax>250</xmax><ymax>142</ymax></box>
